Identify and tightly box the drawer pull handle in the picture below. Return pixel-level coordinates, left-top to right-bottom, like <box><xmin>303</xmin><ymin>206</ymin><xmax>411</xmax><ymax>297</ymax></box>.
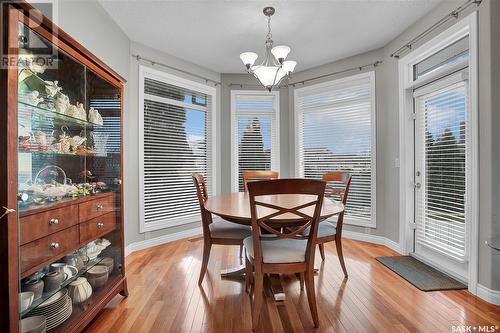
<box><xmin>49</xmin><ymin>218</ymin><xmax>60</xmax><ymax>225</ymax></box>
<box><xmin>97</xmin><ymin>204</ymin><xmax>103</xmax><ymax>211</ymax></box>
<box><xmin>97</xmin><ymin>222</ymin><xmax>104</xmax><ymax>229</ymax></box>
<box><xmin>50</xmin><ymin>242</ymin><xmax>60</xmax><ymax>250</ymax></box>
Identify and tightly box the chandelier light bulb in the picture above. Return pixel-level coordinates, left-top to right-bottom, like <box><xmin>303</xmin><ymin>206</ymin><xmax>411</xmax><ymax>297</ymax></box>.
<box><xmin>240</xmin><ymin>52</ymin><xmax>258</xmax><ymax>69</ymax></box>
<box><xmin>271</xmin><ymin>45</ymin><xmax>291</xmax><ymax>63</ymax></box>
<box><xmin>282</xmin><ymin>60</ymin><xmax>297</xmax><ymax>74</ymax></box>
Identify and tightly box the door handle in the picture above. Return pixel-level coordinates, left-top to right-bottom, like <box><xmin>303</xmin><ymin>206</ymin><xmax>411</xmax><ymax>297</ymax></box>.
<box><xmin>0</xmin><ymin>206</ymin><xmax>16</xmax><ymax>219</ymax></box>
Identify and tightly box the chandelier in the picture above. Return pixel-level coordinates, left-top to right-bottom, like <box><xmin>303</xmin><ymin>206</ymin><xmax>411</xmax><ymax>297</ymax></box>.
<box><xmin>239</xmin><ymin>7</ymin><xmax>297</xmax><ymax>92</ymax></box>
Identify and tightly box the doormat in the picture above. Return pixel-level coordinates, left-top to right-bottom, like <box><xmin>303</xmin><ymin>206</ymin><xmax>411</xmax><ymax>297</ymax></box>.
<box><xmin>376</xmin><ymin>256</ymin><xmax>467</xmax><ymax>291</ymax></box>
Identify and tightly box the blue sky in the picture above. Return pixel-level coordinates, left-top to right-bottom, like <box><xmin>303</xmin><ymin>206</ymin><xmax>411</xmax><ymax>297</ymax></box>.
<box><xmin>183</xmin><ymin>95</ymin><xmax>207</xmax><ymax>143</ymax></box>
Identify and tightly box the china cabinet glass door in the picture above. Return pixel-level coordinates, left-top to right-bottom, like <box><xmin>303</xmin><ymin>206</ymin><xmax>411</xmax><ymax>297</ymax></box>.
<box><xmin>16</xmin><ymin>21</ymin><xmax>123</xmax><ymax>332</ymax></box>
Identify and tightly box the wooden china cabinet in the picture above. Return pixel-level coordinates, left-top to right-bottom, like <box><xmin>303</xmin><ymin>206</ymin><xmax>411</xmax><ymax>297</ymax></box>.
<box><xmin>1</xmin><ymin>2</ymin><xmax>127</xmax><ymax>332</ymax></box>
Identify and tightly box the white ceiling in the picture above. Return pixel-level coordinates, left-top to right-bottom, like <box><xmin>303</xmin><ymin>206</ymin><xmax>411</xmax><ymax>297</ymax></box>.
<box><xmin>99</xmin><ymin>0</ymin><xmax>442</xmax><ymax>74</ymax></box>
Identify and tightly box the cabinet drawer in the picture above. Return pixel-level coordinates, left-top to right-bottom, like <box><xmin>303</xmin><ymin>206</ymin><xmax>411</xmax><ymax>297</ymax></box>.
<box><xmin>20</xmin><ymin>226</ymin><xmax>79</xmax><ymax>273</ymax></box>
<box><xmin>79</xmin><ymin>194</ymin><xmax>115</xmax><ymax>222</ymax></box>
<box><xmin>79</xmin><ymin>212</ymin><xmax>116</xmax><ymax>244</ymax></box>
<box><xmin>20</xmin><ymin>205</ymin><xmax>79</xmax><ymax>245</ymax></box>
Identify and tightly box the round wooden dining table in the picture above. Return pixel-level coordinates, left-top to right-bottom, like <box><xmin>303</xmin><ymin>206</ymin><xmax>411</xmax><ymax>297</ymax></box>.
<box><xmin>205</xmin><ymin>192</ymin><xmax>344</xmax><ymax>226</ymax></box>
<box><xmin>204</xmin><ymin>192</ymin><xmax>344</xmax><ymax>301</ymax></box>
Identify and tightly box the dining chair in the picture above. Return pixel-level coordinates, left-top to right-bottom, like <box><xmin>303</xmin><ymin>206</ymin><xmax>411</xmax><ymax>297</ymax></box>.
<box><xmin>242</xmin><ymin>170</ymin><xmax>279</xmax><ymax>192</ymax></box>
<box><xmin>192</xmin><ymin>173</ymin><xmax>252</xmax><ymax>285</ymax></box>
<box><xmin>244</xmin><ymin>178</ymin><xmax>326</xmax><ymax>330</ymax></box>
<box><xmin>308</xmin><ymin>172</ymin><xmax>352</xmax><ymax>278</ymax></box>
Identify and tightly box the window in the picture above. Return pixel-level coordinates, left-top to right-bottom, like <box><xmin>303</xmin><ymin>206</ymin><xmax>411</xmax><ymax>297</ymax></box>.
<box><xmin>413</xmin><ymin>36</ymin><xmax>469</xmax><ymax>81</ymax></box>
<box><xmin>294</xmin><ymin>72</ymin><xmax>376</xmax><ymax>227</ymax></box>
<box><xmin>139</xmin><ymin>66</ymin><xmax>216</xmax><ymax>232</ymax></box>
<box><xmin>231</xmin><ymin>91</ymin><xmax>280</xmax><ymax>192</ymax></box>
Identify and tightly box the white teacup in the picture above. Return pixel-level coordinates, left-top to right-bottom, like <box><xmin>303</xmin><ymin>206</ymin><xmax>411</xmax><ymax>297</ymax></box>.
<box><xmin>50</xmin><ymin>263</ymin><xmax>78</xmax><ymax>281</ymax></box>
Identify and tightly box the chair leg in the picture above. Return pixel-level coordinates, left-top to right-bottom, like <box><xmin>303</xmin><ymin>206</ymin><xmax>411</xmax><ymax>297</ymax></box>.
<box><xmin>198</xmin><ymin>241</ymin><xmax>212</xmax><ymax>285</ymax></box>
<box><xmin>318</xmin><ymin>243</ymin><xmax>325</xmax><ymax>261</ymax></box>
<box><xmin>335</xmin><ymin>236</ymin><xmax>348</xmax><ymax>278</ymax></box>
<box><xmin>245</xmin><ymin>256</ymin><xmax>252</xmax><ymax>293</ymax></box>
<box><xmin>251</xmin><ymin>270</ymin><xmax>264</xmax><ymax>331</ymax></box>
<box><xmin>239</xmin><ymin>243</ymin><xmax>244</xmax><ymax>258</ymax></box>
<box><xmin>304</xmin><ymin>269</ymin><xmax>319</xmax><ymax>328</ymax></box>
<box><xmin>299</xmin><ymin>272</ymin><xmax>305</xmax><ymax>291</ymax></box>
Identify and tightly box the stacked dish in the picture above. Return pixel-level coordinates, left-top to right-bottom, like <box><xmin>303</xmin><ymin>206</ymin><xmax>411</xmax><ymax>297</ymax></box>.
<box><xmin>28</xmin><ymin>289</ymin><xmax>72</xmax><ymax>330</ymax></box>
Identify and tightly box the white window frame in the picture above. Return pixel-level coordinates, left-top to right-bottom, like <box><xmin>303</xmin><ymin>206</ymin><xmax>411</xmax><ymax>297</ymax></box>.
<box><xmin>398</xmin><ymin>12</ymin><xmax>478</xmax><ymax>292</ymax></box>
<box><xmin>294</xmin><ymin>71</ymin><xmax>377</xmax><ymax>228</ymax></box>
<box><xmin>230</xmin><ymin>90</ymin><xmax>280</xmax><ymax>192</ymax></box>
<box><xmin>139</xmin><ymin>65</ymin><xmax>217</xmax><ymax>232</ymax></box>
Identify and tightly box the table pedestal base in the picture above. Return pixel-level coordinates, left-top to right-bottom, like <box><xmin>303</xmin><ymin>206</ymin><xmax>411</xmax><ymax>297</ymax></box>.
<box><xmin>220</xmin><ymin>267</ymin><xmax>286</xmax><ymax>301</ymax></box>
<box><xmin>266</xmin><ymin>274</ymin><xmax>286</xmax><ymax>301</ymax></box>
<box><xmin>220</xmin><ymin>265</ymin><xmax>246</xmax><ymax>278</ymax></box>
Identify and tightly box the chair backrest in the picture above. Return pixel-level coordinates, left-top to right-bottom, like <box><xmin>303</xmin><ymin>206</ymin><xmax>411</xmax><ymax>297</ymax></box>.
<box><xmin>242</xmin><ymin>170</ymin><xmax>279</xmax><ymax>192</ymax></box>
<box><xmin>247</xmin><ymin>179</ymin><xmax>326</xmax><ymax>265</ymax></box>
<box><xmin>192</xmin><ymin>173</ymin><xmax>212</xmax><ymax>235</ymax></box>
<box><xmin>322</xmin><ymin>172</ymin><xmax>352</xmax><ymax>233</ymax></box>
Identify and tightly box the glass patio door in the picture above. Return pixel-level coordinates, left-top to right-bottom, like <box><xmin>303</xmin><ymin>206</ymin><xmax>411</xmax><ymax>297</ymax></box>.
<box><xmin>413</xmin><ymin>71</ymin><xmax>469</xmax><ymax>280</ymax></box>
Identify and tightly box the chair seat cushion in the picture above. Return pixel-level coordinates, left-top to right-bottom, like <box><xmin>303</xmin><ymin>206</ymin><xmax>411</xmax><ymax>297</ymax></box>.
<box><xmin>303</xmin><ymin>221</ymin><xmax>337</xmax><ymax>238</ymax></box>
<box><xmin>209</xmin><ymin>218</ymin><xmax>252</xmax><ymax>240</ymax></box>
<box><xmin>243</xmin><ymin>236</ymin><xmax>307</xmax><ymax>263</ymax></box>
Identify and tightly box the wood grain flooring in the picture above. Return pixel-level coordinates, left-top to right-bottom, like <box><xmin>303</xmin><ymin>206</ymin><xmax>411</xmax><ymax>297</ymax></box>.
<box><xmin>83</xmin><ymin>237</ymin><xmax>500</xmax><ymax>332</ymax></box>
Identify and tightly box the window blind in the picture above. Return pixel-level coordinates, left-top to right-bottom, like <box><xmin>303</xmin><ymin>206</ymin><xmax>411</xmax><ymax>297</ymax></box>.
<box><xmin>140</xmin><ymin>71</ymin><xmax>214</xmax><ymax>231</ymax></box>
<box><xmin>414</xmin><ymin>81</ymin><xmax>467</xmax><ymax>262</ymax></box>
<box><xmin>232</xmin><ymin>92</ymin><xmax>279</xmax><ymax>192</ymax></box>
<box><xmin>295</xmin><ymin>72</ymin><xmax>375</xmax><ymax>227</ymax></box>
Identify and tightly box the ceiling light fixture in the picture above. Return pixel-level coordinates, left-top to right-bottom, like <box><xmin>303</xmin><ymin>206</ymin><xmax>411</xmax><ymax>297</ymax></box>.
<box><xmin>239</xmin><ymin>6</ymin><xmax>297</xmax><ymax>92</ymax></box>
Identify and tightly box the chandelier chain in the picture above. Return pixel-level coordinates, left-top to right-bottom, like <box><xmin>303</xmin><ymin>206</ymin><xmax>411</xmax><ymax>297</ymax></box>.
<box><xmin>266</xmin><ymin>15</ymin><xmax>272</xmax><ymax>40</ymax></box>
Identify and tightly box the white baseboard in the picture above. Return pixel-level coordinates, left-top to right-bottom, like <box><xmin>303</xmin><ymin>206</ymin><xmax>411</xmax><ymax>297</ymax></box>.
<box><xmin>125</xmin><ymin>227</ymin><xmax>202</xmax><ymax>256</ymax></box>
<box><xmin>342</xmin><ymin>230</ymin><xmax>403</xmax><ymax>254</ymax></box>
<box><xmin>477</xmin><ymin>284</ymin><xmax>500</xmax><ymax>305</ymax></box>
<box><xmin>124</xmin><ymin>228</ymin><xmax>402</xmax><ymax>257</ymax></box>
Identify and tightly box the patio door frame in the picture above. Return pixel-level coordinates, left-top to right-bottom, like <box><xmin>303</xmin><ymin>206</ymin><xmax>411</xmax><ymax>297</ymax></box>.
<box><xmin>398</xmin><ymin>12</ymin><xmax>479</xmax><ymax>293</ymax></box>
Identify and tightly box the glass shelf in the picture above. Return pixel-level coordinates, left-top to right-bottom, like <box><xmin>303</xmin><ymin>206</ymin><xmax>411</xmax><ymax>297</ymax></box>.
<box><xmin>18</xmin><ymin>101</ymin><xmax>102</xmax><ymax>129</ymax></box>
<box><xmin>18</xmin><ymin>149</ymin><xmax>97</xmax><ymax>157</ymax></box>
<box><xmin>20</xmin><ymin>257</ymin><xmax>105</xmax><ymax>318</ymax></box>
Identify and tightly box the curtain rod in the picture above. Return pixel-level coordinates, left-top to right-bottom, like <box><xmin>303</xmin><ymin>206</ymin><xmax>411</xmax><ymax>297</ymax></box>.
<box><xmin>286</xmin><ymin>61</ymin><xmax>382</xmax><ymax>87</ymax></box>
<box><xmin>228</xmin><ymin>61</ymin><xmax>382</xmax><ymax>89</ymax></box>
<box><xmin>132</xmin><ymin>54</ymin><xmax>222</xmax><ymax>86</ymax></box>
<box><xmin>390</xmin><ymin>0</ymin><xmax>482</xmax><ymax>58</ymax></box>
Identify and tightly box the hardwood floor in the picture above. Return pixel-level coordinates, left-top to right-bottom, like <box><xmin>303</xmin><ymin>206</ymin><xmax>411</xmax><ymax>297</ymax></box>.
<box><xmin>83</xmin><ymin>237</ymin><xmax>500</xmax><ymax>332</ymax></box>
